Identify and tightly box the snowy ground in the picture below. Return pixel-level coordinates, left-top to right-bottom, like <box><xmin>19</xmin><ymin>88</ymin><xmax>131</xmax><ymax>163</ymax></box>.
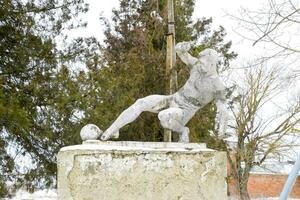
<box><xmin>7</xmin><ymin>192</ymin><xmax>300</xmax><ymax>200</ymax></box>
<box><xmin>6</xmin><ymin>190</ymin><xmax>300</xmax><ymax>200</ymax></box>
<box><xmin>7</xmin><ymin>190</ymin><xmax>57</xmax><ymax>200</ymax></box>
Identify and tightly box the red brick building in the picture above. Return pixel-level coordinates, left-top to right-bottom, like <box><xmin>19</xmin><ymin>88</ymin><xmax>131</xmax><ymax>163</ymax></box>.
<box><xmin>228</xmin><ymin>171</ymin><xmax>300</xmax><ymax>198</ymax></box>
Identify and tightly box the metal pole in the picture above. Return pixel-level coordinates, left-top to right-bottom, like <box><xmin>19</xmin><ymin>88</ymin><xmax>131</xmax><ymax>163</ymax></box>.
<box><xmin>164</xmin><ymin>0</ymin><xmax>177</xmax><ymax>142</ymax></box>
<box><xmin>279</xmin><ymin>153</ymin><xmax>300</xmax><ymax>200</ymax></box>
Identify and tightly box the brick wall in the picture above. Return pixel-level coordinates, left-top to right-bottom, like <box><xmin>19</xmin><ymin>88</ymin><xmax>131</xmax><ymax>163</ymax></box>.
<box><xmin>228</xmin><ymin>173</ymin><xmax>300</xmax><ymax>198</ymax></box>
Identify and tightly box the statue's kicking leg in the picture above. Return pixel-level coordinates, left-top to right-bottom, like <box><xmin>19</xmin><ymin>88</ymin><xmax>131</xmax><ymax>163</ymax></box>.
<box><xmin>101</xmin><ymin>95</ymin><xmax>172</xmax><ymax>140</ymax></box>
<box><xmin>158</xmin><ymin>108</ymin><xmax>190</xmax><ymax>143</ymax></box>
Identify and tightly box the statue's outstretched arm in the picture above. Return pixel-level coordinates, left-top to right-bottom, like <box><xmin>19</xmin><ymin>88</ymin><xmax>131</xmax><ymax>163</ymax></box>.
<box><xmin>215</xmin><ymin>89</ymin><xmax>229</xmax><ymax>138</ymax></box>
<box><xmin>175</xmin><ymin>41</ymin><xmax>197</xmax><ymax>67</ymax></box>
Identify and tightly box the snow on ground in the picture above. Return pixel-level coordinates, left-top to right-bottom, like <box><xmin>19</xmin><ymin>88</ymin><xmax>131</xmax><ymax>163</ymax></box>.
<box><xmin>8</xmin><ymin>190</ymin><xmax>57</xmax><ymax>200</ymax></box>
<box><xmin>6</xmin><ymin>190</ymin><xmax>300</xmax><ymax>200</ymax></box>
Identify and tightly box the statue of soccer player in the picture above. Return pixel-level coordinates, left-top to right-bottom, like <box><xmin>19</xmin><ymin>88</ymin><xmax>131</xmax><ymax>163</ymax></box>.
<box><xmin>100</xmin><ymin>41</ymin><xmax>228</xmax><ymax>142</ymax></box>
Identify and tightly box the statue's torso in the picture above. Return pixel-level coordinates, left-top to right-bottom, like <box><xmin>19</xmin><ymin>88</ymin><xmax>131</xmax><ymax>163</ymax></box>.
<box><xmin>175</xmin><ymin>63</ymin><xmax>224</xmax><ymax>110</ymax></box>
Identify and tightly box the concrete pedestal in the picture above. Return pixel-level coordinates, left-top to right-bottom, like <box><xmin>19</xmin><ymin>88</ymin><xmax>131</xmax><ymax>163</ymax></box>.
<box><xmin>57</xmin><ymin>141</ymin><xmax>227</xmax><ymax>200</ymax></box>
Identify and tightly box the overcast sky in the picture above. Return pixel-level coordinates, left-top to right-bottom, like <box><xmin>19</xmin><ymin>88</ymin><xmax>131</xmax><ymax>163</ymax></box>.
<box><xmin>71</xmin><ymin>0</ymin><xmax>267</xmax><ymax>62</ymax></box>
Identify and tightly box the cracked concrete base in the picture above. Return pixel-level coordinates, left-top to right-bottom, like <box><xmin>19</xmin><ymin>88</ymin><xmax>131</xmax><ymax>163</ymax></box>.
<box><xmin>57</xmin><ymin>141</ymin><xmax>227</xmax><ymax>200</ymax></box>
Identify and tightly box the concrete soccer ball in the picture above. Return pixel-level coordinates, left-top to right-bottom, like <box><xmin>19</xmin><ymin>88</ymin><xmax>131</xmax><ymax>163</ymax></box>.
<box><xmin>80</xmin><ymin>124</ymin><xmax>103</xmax><ymax>141</ymax></box>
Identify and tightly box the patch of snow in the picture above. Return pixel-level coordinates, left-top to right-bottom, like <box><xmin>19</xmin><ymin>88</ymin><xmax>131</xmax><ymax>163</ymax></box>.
<box><xmin>9</xmin><ymin>189</ymin><xmax>57</xmax><ymax>200</ymax></box>
<box><xmin>60</xmin><ymin>141</ymin><xmax>211</xmax><ymax>153</ymax></box>
<box><xmin>251</xmin><ymin>160</ymin><xmax>300</xmax><ymax>175</ymax></box>
<box><xmin>7</xmin><ymin>190</ymin><xmax>300</xmax><ymax>200</ymax></box>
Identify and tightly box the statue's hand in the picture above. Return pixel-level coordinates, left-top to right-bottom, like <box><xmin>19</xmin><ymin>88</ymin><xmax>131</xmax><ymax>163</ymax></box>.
<box><xmin>176</xmin><ymin>41</ymin><xmax>193</xmax><ymax>52</ymax></box>
<box><xmin>215</xmin><ymin>99</ymin><xmax>229</xmax><ymax>139</ymax></box>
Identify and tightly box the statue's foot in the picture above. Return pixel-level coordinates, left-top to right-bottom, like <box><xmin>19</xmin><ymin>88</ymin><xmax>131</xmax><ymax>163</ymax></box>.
<box><xmin>100</xmin><ymin>129</ymin><xmax>119</xmax><ymax>141</ymax></box>
<box><xmin>179</xmin><ymin>128</ymin><xmax>190</xmax><ymax>143</ymax></box>
<box><xmin>111</xmin><ymin>130</ymin><xmax>119</xmax><ymax>139</ymax></box>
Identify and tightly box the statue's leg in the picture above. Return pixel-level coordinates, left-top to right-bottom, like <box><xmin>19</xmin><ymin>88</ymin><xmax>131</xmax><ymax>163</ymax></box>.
<box><xmin>158</xmin><ymin>108</ymin><xmax>190</xmax><ymax>143</ymax></box>
<box><xmin>101</xmin><ymin>95</ymin><xmax>171</xmax><ymax>140</ymax></box>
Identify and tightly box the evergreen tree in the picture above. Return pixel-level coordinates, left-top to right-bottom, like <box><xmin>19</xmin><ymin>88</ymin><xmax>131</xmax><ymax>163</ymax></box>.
<box><xmin>83</xmin><ymin>0</ymin><xmax>236</xmax><ymax>143</ymax></box>
<box><xmin>0</xmin><ymin>0</ymin><xmax>92</xmax><ymax>196</ymax></box>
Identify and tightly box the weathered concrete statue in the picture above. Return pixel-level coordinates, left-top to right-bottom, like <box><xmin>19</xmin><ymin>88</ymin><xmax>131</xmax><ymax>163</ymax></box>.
<box><xmin>100</xmin><ymin>41</ymin><xmax>228</xmax><ymax>142</ymax></box>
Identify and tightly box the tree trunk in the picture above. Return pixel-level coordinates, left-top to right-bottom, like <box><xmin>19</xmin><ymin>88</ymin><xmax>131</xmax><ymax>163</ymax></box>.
<box><xmin>237</xmin><ymin>174</ymin><xmax>251</xmax><ymax>200</ymax></box>
<box><xmin>239</xmin><ymin>183</ymin><xmax>250</xmax><ymax>200</ymax></box>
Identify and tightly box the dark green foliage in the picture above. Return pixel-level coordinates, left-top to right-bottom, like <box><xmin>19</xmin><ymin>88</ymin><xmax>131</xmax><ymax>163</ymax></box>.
<box><xmin>82</xmin><ymin>0</ymin><xmax>237</xmax><ymax>143</ymax></box>
<box><xmin>0</xmin><ymin>0</ymin><xmax>89</xmax><ymax>196</ymax></box>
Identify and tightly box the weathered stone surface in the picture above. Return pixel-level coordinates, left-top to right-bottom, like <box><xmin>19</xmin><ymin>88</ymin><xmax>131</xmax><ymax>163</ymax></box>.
<box><xmin>57</xmin><ymin>141</ymin><xmax>227</xmax><ymax>200</ymax></box>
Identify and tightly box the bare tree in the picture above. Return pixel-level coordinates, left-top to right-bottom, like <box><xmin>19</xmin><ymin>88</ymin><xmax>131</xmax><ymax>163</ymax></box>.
<box><xmin>222</xmin><ymin>62</ymin><xmax>300</xmax><ymax>200</ymax></box>
<box><xmin>229</xmin><ymin>0</ymin><xmax>300</xmax><ymax>77</ymax></box>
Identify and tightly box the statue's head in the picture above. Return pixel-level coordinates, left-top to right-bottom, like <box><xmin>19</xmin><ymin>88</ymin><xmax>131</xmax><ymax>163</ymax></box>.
<box><xmin>198</xmin><ymin>49</ymin><xmax>220</xmax><ymax>76</ymax></box>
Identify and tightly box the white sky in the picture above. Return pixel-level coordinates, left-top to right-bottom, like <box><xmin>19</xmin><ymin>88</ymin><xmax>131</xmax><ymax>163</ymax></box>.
<box><xmin>73</xmin><ymin>0</ymin><xmax>266</xmax><ymax>61</ymax></box>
